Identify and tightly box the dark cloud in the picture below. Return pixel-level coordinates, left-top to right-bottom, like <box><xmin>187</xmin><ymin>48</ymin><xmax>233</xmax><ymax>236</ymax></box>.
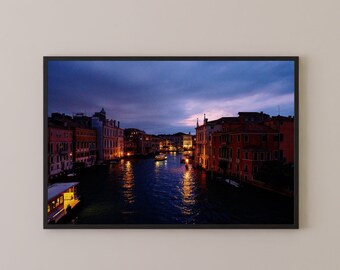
<box><xmin>48</xmin><ymin>60</ymin><xmax>295</xmax><ymax>134</ymax></box>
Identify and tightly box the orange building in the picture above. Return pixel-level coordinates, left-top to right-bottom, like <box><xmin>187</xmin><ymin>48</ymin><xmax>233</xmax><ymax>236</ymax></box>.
<box><xmin>195</xmin><ymin>112</ymin><xmax>294</xmax><ymax>187</ymax></box>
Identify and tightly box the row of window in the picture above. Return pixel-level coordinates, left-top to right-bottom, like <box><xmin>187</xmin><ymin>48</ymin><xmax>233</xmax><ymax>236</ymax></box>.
<box><xmin>49</xmin><ymin>142</ymin><xmax>72</xmax><ymax>153</ymax></box>
<box><xmin>50</xmin><ymin>161</ymin><xmax>72</xmax><ymax>171</ymax></box>
<box><xmin>214</xmin><ymin>162</ymin><xmax>258</xmax><ymax>174</ymax></box>
<box><xmin>76</xmin><ymin>131</ymin><xmax>95</xmax><ymax>137</ymax></box>
<box><xmin>50</xmin><ymin>131</ymin><xmax>71</xmax><ymax>138</ymax></box>
<box><xmin>76</xmin><ymin>152</ymin><xmax>96</xmax><ymax>158</ymax></box>
<box><xmin>76</xmin><ymin>142</ymin><xmax>96</xmax><ymax>149</ymax></box>
<box><xmin>104</xmin><ymin>139</ymin><xmax>122</xmax><ymax>148</ymax></box>
<box><xmin>104</xmin><ymin>128</ymin><xmax>123</xmax><ymax>137</ymax></box>
<box><xmin>217</xmin><ymin>148</ymin><xmax>284</xmax><ymax>161</ymax></box>
<box><xmin>50</xmin><ymin>155</ymin><xmax>72</xmax><ymax>163</ymax></box>
<box><xmin>214</xmin><ymin>134</ymin><xmax>284</xmax><ymax>144</ymax></box>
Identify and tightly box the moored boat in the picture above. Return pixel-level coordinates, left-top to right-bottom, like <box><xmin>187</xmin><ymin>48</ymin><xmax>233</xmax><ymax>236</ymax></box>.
<box><xmin>155</xmin><ymin>153</ymin><xmax>167</xmax><ymax>161</ymax></box>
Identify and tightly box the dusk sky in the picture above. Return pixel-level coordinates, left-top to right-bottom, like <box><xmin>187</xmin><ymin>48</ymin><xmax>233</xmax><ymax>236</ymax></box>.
<box><xmin>48</xmin><ymin>60</ymin><xmax>295</xmax><ymax>134</ymax></box>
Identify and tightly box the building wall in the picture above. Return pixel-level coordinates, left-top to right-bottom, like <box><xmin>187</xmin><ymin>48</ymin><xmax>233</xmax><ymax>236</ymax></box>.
<box><xmin>73</xmin><ymin>127</ymin><xmax>97</xmax><ymax>167</ymax></box>
<box><xmin>91</xmin><ymin>117</ymin><xmax>104</xmax><ymax>161</ymax></box>
<box><xmin>103</xmin><ymin>120</ymin><xmax>123</xmax><ymax>160</ymax></box>
<box><xmin>48</xmin><ymin>127</ymin><xmax>73</xmax><ymax>177</ymax></box>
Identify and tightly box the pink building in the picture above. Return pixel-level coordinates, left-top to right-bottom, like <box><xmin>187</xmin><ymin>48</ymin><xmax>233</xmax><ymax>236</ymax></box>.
<box><xmin>48</xmin><ymin>127</ymin><xmax>73</xmax><ymax>178</ymax></box>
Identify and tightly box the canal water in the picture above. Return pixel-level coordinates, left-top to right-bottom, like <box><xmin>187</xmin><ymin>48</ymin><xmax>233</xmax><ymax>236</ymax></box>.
<box><xmin>75</xmin><ymin>153</ymin><xmax>294</xmax><ymax>224</ymax></box>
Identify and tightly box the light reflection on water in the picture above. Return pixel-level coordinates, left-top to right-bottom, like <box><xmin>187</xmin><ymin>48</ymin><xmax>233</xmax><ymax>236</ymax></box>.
<box><xmin>76</xmin><ymin>152</ymin><xmax>294</xmax><ymax>224</ymax></box>
<box><xmin>181</xmin><ymin>168</ymin><xmax>196</xmax><ymax>216</ymax></box>
<box><xmin>122</xmin><ymin>160</ymin><xmax>135</xmax><ymax>204</ymax></box>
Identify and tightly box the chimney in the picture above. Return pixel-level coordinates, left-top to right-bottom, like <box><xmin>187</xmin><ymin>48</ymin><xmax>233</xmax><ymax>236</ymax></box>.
<box><xmin>113</xmin><ymin>120</ymin><xmax>116</xmax><ymax>127</ymax></box>
<box><xmin>118</xmin><ymin>121</ymin><xmax>120</xmax><ymax>128</ymax></box>
<box><xmin>204</xmin><ymin>114</ymin><xmax>208</xmax><ymax>124</ymax></box>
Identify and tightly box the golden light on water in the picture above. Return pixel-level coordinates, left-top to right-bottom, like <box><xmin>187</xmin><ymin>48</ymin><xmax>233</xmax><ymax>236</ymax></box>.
<box><xmin>122</xmin><ymin>160</ymin><xmax>135</xmax><ymax>204</ymax></box>
<box><xmin>181</xmin><ymin>168</ymin><xmax>195</xmax><ymax>216</ymax></box>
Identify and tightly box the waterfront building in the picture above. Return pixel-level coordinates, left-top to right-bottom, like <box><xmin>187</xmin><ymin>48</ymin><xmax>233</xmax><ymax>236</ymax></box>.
<box><xmin>159</xmin><ymin>138</ymin><xmax>172</xmax><ymax>152</ymax></box>
<box><xmin>48</xmin><ymin>126</ymin><xmax>73</xmax><ymax>178</ymax></box>
<box><xmin>124</xmin><ymin>128</ymin><xmax>162</xmax><ymax>156</ymax></box>
<box><xmin>124</xmin><ymin>128</ymin><xmax>145</xmax><ymax>156</ymax></box>
<box><xmin>91</xmin><ymin>117</ymin><xmax>104</xmax><ymax>160</ymax></box>
<box><xmin>195</xmin><ymin>112</ymin><xmax>294</xmax><ymax>187</ymax></box>
<box><xmin>264</xmin><ymin>115</ymin><xmax>295</xmax><ymax>164</ymax></box>
<box><xmin>194</xmin><ymin>115</ymin><xmax>223</xmax><ymax>170</ymax></box>
<box><xmin>73</xmin><ymin>127</ymin><xmax>97</xmax><ymax>168</ymax></box>
<box><xmin>92</xmin><ymin>108</ymin><xmax>124</xmax><ymax>161</ymax></box>
<box><xmin>158</xmin><ymin>132</ymin><xmax>193</xmax><ymax>151</ymax></box>
<box><xmin>47</xmin><ymin>182</ymin><xmax>80</xmax><ymax>223</ymax></box>
<box><xmin>103</xmin><ymin>119</ymin><xmax>124</xmax><ymax>160</ymax></box>
<box><xmin>221</xmin><ymin>123</ymin><xmax>280</xmax><ymax>182</ymax></box>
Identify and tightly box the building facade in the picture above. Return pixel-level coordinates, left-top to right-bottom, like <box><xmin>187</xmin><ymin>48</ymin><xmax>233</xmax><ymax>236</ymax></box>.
<box><xmin>48</xmin><ymin>127</ymin><xmax>73</xmax><ymax>178</ymax></box>
<box><xmin>195</xmin><ymin>112</ymin><xmax>294</xmax><ymax>187</ymax></box>
<box><xmin>92</xmin><ymin>108</ymin><xmax>124</xmax><ymax>161</ymax></box>
<box><xmin>124</xmin><ymin>128</ymin><xmax>162</xmax><ymax>156</ymax></box>
<box><xmin>73</xmin><ymin>127</ymin><xmax>97</xmax><ymax>168</ymax></box>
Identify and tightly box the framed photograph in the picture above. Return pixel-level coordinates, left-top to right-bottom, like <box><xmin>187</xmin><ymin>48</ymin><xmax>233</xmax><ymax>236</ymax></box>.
<box><xmin>44</xmin><ymin>56</ymin><xmax>298</xmax><ymax>229</ymax></box>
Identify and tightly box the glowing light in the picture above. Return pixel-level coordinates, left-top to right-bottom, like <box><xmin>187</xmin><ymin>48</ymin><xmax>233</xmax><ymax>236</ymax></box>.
<box><xmin>123</xmin><ymin>160</ymin><xmax>135</xmax><ymax>204</ymax></box>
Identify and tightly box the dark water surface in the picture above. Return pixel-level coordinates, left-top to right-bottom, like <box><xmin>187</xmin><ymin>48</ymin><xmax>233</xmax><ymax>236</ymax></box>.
<box><xmin>75</xmin><ymin>153</ymin><xmax>294</xmax><ymax>224</ymax></box>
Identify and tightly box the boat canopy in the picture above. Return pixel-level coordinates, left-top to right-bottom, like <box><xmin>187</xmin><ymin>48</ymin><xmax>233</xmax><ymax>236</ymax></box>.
<box><xmin>48</xmin><ymin>182</ymin><xmax>79</xmax><ymax>201</ymax></box>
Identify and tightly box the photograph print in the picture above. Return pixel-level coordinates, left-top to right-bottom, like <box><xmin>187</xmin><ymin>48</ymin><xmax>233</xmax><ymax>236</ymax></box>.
<box><xmin>44</xmin><ymin>57</ymin><xmax>298</xmax><ymax>228</ymax></box>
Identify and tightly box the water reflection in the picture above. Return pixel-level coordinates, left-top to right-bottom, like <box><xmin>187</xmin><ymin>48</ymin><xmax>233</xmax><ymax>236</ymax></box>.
<box><xmin>181</xmin><ymin>167</ymin><xmax>196</xmax><ymax>216</ymax></box>
<box><xmin>122</xmin><ymin>160</ymin><xmax>135</xmax><ymax>204</ymax></box>
<box><xmin>76</xmin><ymin>152</ymin><xmax>294</xmax><ymax>224</ymax></box>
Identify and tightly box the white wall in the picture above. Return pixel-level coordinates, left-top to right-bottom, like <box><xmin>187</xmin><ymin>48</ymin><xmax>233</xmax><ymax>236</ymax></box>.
<box><xmin>1</xmin><ymin>0</ymin><xmax>340</xmax><ymax>269</ymax></box>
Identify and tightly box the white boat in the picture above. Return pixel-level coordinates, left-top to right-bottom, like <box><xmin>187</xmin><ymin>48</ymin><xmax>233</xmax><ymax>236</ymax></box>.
<box><xmin>225</xmin><ymin>178</ymin><xmax>240</xmax><ymax>188</ymax></box>
<box><xmin>155</xmin><ymin>153</ymin><xmax>167</xmax><ymax>161</ymax></box>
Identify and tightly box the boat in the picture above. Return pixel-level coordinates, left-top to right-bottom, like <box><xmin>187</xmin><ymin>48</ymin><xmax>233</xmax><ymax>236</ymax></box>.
<box><xmin>155</xmin><ymin>153</ymin><xmax>167</xmax><ymax>161</ymax></box>
<box><xmin>67</xmin><ymin>172</ymin><xmax>76</xmax><ymax>177</ymax></box>
<box><xmin>47</xmin><ymin>182</ymin><xmax>80</xmax><ymax>223</ymax></box>
<box><xmin>109</xmin><ymin>160</ymin><xmax>118</xmax><ymax>164</ymax></box>
<box><xmin>225</xmin><ymin>178</ymin><xmax>240</xmax><ymax>188</ymax></box>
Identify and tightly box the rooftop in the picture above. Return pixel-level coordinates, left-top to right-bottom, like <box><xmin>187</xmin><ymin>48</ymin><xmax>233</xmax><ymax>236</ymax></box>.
<box><xmin>48</xmin><ymin>182</ymin><xmax>79</xmax><ymax>201</ymax></box>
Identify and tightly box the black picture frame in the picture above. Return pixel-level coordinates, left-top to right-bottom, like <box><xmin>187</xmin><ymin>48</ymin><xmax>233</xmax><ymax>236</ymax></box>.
<box><xmin>44</xmin><ymin>56</ymin><xmax>299</xmax><ymax>229</ymax></box>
